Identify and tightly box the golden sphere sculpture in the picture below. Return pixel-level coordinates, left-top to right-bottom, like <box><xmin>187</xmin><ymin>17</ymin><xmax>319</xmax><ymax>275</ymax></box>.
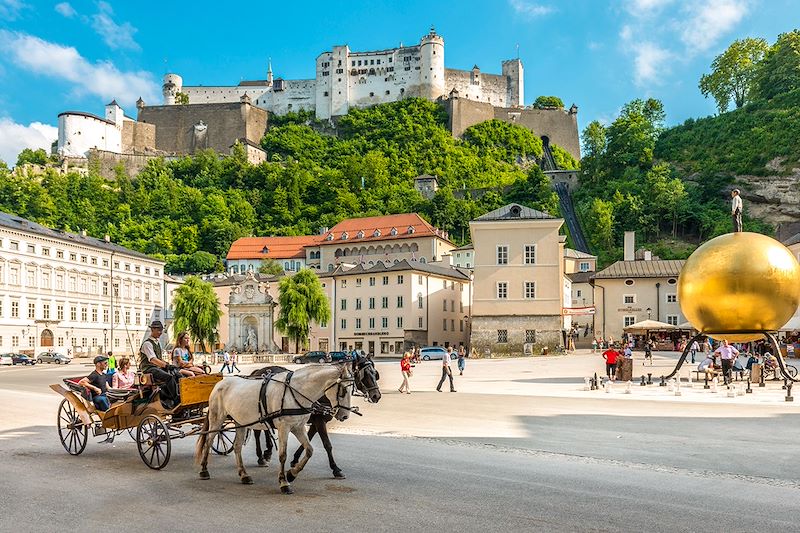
<box><xmin>678</xmin><ymin>232</ymin><xmax>800</xmax><ymax>342</ymax></box>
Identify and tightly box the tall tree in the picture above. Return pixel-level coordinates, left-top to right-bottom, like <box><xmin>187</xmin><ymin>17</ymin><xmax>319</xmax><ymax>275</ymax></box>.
<box><xmin>172</xmin><ymin>276</ymin><xmax>221</xmax><ymax>351</ymax></box>
<box><xmin>699</xmin><ymin>37</ymin><xmax>769</xmax><ymax>113</ymax></box>
<box><xmin>276</xmin><ymin>269</ymin><xmax>330</xmax><ymax>353</ymax></box>
<box><xmin>604</xmin><ymin>98</ymin><xmax>665</xmax><ymax>174</ymax></box>
<box><xmin>259</xmin><ymin>258</ymin><xmax>285</xmax><ymax>275</ymax></box>
<box><xmin>756</xmin><ymin>30</ymin><xmax>800</xmax><ymax>101</ymax></box>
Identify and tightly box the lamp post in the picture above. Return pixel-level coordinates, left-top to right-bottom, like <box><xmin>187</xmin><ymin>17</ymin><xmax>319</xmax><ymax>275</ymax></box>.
<box><xmin>463</xmin><ymin>315</ymin><xmax>471</xmax><ymax>356</ymax></box>
<box><xmin>103</xmin><ymin>329</ymin><xmax>108</xmax><ymax>354</ymax></box>
<box><xmin>21</xmin><ymin>327</ymin><xmax>28</xmax><ymax>354</ymax></box>
<box><xmin>647</xmin><ymin>307</ymin><xmax>652</xmax><ymax>320</ymax></box>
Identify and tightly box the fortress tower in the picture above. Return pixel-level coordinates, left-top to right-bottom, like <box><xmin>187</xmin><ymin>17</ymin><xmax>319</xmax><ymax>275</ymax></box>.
<box><xmin>502</xmin><ymin>59</ymin><xmax>524</xmax><ymax>108</ymax></box>
<box><xmin>419</xmin><ymin>27</ymin><xmax>445</xmax><ymax>100</ymax></box>
<box><xmin>162</xmin><ymin>73</ymin><xmax>183</xmax><ymax>105</ymax></box>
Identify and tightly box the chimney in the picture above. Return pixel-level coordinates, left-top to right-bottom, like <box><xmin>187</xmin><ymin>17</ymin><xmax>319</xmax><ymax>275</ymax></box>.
<box><xmin>319</xmin><ymin>227</ymin><xmax>329</xmax><ymax>235</ymax></box>
<box><xmin>104</xmin><ymin>234</ymin><xmax>111</xmax><ymax>242</ymax></box>
<box><xmin>644</xmin><ymin>250</ymin><xmax>652</xmax><ymax>261</ymax></box>
<box><xmin>443</xmin><ymin>254</ymin><xmax>452</xmax><ymax>267</ymax></box>
<box><xmin>624</xmin><ymin>231</ymin><xmax>635</xmax><ymax>261</ymax></box>
<box><xmin>80</xmin><ymin>229</ymin><xmax>87</xmax><ymax>237</ymax></box>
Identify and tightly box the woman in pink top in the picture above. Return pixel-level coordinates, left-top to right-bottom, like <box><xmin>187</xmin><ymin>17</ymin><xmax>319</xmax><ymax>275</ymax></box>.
<box><xmin>111</xmin><ymin>357</ymin><xmax>136</xmax><ymax>389</ymax></box>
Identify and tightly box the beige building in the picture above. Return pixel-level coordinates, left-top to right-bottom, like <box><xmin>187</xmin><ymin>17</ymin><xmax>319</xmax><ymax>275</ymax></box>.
<box><xmin>592</xmin><ymin>232</ymin><xmax>685</xmax><ymax>341</ymax></box>
<box><xmin>564</xmin><ymin>248</ymin><xmax>596</xmax><ymax>274</ymax></box>
<box><xmin>469</xmin><ymin>204</ymin><xmax>565</xmax><ymax>355</ymax></box>
<box><xmin>451</xmin><ymin>243</ymin><xmax>474</xmax><ymax>269</ymax></box>
<box><xmin>308</xmin><ymin>260</ymin><xmax>471</xmax><ymax>356</ymax></box>
<box><xmin>564</xmin><ymin>248</ymin><xmax>597</xmax><ymax>330</ymax></box>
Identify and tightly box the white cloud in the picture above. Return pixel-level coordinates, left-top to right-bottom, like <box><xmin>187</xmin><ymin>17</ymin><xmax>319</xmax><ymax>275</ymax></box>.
<box><xmin>625</xmin><ymin>0</ymin><xmax>675</xmax><ymax>16</ymax></box>
<box><xmin>632</xmin><ymin>42</ymin><xmax>672</xmax><ymax>86</ymax></box>
<box><xmin>509</xmin><ymin>0</ymin><xmax>554</xmax><ymax>18</ymax></box>
<box><xmin>91</xmin><ymin>1</ymin><xmax>139</xmax><ymax>50</ymax></box>
<box><xmin>0</xmin><ymin>118</ymin><xmax>57</xmax><ymax>166</ymax></box>
<box><xmin>680</xmin><ymin>0</ymin><xmax>748</xmax><ymax>52</ymax></box>
<box><xmin>0</xmin><ymin>0</ymin><xmax>25</xmax><ymax>20</ymax></box>
<box><xmin>54</xmin><ymin>2</ymin><xmax>76</xmax><ymax>18</ymax></box>
<box><xmin>0</xmin><ymin>30</ymin><xmax>158</xmax><ymax>107</ymax></box>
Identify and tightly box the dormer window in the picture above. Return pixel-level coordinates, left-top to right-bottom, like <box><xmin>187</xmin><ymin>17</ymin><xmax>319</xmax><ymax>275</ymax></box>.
<box><xmin>341</xmin><ymin>232</ymin><xmax>348</xmax><ymax>240</ymax></box>
<box><xmin>407</xmin><ymin>226</ymin><xmax>415</xmax><ymax>234</ymax></box>
<box><xmin>390</xmin><ymin>227</ymin><xmax>398</xmax><ymax>236</ymax></box>
<box><xmin>357</xmin><ymin>230</ymin><xmax>365</xmax><ymax>239</ymax></box>
<box><xmin>373</xmin><ymin>229</ymin><xmax>381</xmax><ymax>237</ymax></box>
<box><xmin>325</xmin><ymin>234</ymin><xmax>333</xmax><ymax>241</ymax></box>
<box><xmin>261</xmin><ymin>246</ymin><xmax>269</xmax><ymax>253</ymax></box>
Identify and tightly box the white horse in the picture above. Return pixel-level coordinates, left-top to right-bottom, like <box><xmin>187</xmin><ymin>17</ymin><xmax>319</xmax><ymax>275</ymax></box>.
<box><xmin>195</xmin><ymin>363</ymin><xmax>353</xmax><ymax>494</ymax></box>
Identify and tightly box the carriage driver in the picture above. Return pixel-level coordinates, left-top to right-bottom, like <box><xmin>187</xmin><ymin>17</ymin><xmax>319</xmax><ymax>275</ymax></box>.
<box><xmin>139</xmin><ymin>320</ymin><xmax>180</xmax><ymax>409</ymax></box>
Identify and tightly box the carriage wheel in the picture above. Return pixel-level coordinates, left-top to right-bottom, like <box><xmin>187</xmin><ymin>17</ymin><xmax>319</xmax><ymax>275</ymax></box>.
<box><xmin>128</xmin><ymin>427</ymin><xmax>137</xmax><ymax>440</ymax></box>
<box><xmin>57</xmin><ymin>399</ymin><xmax>88</xmax><ymax>455</ymax></box>
<box><xmin>211</xmin><ymin>423</ymin><xmax>246</xmax><ymax>455</ymax></box>
<box><xmin>137</xmin><ymin>415</ymin><xmax>172</xmax><ymax>470</ymax></box>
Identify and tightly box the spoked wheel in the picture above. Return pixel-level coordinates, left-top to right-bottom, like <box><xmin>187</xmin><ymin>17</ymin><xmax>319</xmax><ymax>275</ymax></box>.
<box><xmin>127</xmin><ymin>427</ymin><xmax>137</xmax><ymax>440</ymax></box>
<box><xmin>211</xmin><ymin>423</ymin><xmax>246</xmax><ymax>455</ymax></box>
<box><xmin>137</xmin><ymin>415</ymin><xmax>171</xmax><ymax>470</ymax></box>
<box><xmin>57</xmin><ymin>398</ymin><xmax>88</xmax><ymax>455</ymax></box>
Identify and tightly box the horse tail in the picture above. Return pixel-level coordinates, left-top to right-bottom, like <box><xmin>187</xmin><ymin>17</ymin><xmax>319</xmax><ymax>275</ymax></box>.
<box><xmin>194</xmin><ymin>413</ymin><xmax>209</xmax><ymax>466</ymax></box>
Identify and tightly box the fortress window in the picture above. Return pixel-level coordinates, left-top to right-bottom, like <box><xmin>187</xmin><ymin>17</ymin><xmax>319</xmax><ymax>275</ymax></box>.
<box><xmin>370</xmin><ymin>92</ymin><xmax>374</xmax><ymax>97</ymax></box>
<box><xmin>358</xmin><ymin>60</ymin><xmax>362</xmax><ymax>66</ymax></box>
<box><xmin>377</xmin><ymin>59</ymin><xmax>381</xmax><ymax>64</ymax></box>
<box><xmin>351</xmin><ymin>61</ymin><xmax>355</xmax><ymax>66</ymax></box>
<box><xmin>324</xmin><ymin>91</ymin><xmax>329</xmax><ymax>96</ymax></box>
<box><xmin>370</xmin><ymin>59</ymin><xmax>374</xmax><ymax>65</ymax></box>
<box><xmin>389</xmin><ymin>57</ymin><xmax>392</xmax><ymax>62</ymax></box>
<box><xmin>385</xmin><ymin>90</ymin><xmax>390</xmax><ymax>95</ymax></box>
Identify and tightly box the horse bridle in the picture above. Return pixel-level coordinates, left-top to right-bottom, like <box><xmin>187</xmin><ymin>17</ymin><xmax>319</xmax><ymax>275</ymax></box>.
<box><xmin>351</xmin><ymin>357</ymin><xmax>380</xmax><ymax>402</ymax></box>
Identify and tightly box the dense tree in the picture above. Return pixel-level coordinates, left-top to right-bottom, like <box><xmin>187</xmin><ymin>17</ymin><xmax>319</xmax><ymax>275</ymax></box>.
<box><xmin>275</xmin><ymin>269</ymin><xmax>330</xmax><ymax>353</ymax></box>
<box><xmin>604</xmin><ymin>98</ymin><xmax>664</xmax><ymax>174</ymax></box>
<box><xmin>16</xmin><ymin>148</ymin><xmax>49</xmax><ymax>167</ymax></box>
<box><xmin>699</xmin><ymin>38</ymin><xmax>769</xmax><ymax>113</ymax></box>
<box><xmin>756</xmin><ymin>30</ymin><xmax>800</xmax><ymax>101</ymax></box>
<box><xmin>533</xmin><ymin>96</ymin><xmax>565</xmax><ymax>109</ymax></box>
<box><xmin>172</xmin><ymin>276</ymin><xmax>221</xmax><ymax>351</ymax></box>
<box><xmin>259</xmin><ymin>258</ymin><xmax>284</xmax><ymax>275</ymax></box>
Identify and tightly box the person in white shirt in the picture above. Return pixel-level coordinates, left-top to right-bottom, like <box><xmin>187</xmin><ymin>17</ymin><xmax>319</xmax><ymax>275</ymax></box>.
<box><xmin>731</xmin><ymin>189</ymin><xmax>743</xmax><ymax>232</ymax></box>
<box><xmin>436</xmin><ymin>348</ymin><xmax>456</xmax><ymax>392</ymax></box>
<box><xmin>714</xmin><ymin>339</ymin><xmax>740</xmax><ymax>382</ymax></box>
<box><xmin>689</xmin><ymin>339</ymin><xmax>700</xmax><ymax>364</ymax></box>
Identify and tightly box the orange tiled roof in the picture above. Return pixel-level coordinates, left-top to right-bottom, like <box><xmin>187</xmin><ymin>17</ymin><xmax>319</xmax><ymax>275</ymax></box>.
<box><xmin>226</xmin><ymin>235</ymin><xmax>322</xmax><ymax>260</ymax></box>
<box><xmin>323</xmin><ymin>213</ymin><xmax>451</xmax><ymax>244</ymax></box>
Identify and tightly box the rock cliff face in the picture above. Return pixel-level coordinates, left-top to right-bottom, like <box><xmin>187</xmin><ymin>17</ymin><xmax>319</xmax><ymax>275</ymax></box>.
<box><xmin>738</xmin><ymin>167</ymin><xmax>800</xmax><ymax>226</ymax></box>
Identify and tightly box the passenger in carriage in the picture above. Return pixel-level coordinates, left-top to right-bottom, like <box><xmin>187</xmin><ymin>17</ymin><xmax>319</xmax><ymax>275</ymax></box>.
<box><xmin>172</xmin><ymin>331</ymin><xmax>205</xmax><ymax>377</ymax></box>
<box><xmin>111</xmin><ymin>357</ymin><xmax>136</xmax><ymax>389</ymax></box>
<box><xmin>78</xmin><ymin>355</ymin><xmax>112</xmax><ymax>411</ymax></box>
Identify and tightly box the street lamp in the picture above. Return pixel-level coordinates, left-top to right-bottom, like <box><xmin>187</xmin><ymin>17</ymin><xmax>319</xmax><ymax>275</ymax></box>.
<box><xmin>103</xmin><ymin>329</ymin><xmax>108</xmax><ymax>353</ymax></box>
<box><xmin>646</xmin><ymin>307</ymin><xmax>652</xmax><ymax>320</ymax></box>
<box><xmin>463</xmin><ymin>315</ymin><xmax>471</xmax><ymax>355</ymax></box>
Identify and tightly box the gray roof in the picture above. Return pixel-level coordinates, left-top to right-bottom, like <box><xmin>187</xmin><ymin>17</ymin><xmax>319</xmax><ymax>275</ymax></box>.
<box><xmin>567</xmin><ymin>271</ymin><xmax>593</xmax><ymax>283</ymax></box>
<box><xmin>592</xmin><ymin>259</ymin><xmax>685</xmax><ymax>280</ymax></box>
<box><xmin>473</xmin><ymin>203</ymin><xmax>557</xmax><ymax>221</ymax></box>
<box><xmin>452</xmin><ymin>243</ymin><xmax>474</xmax><ymax>251</ymax></box>
<box><xmin>322</xmin><ymin>259</ymin><xmax>470</xmax><ymax>281</ymax></box>
<box><xmin>564</xmin><ymin>248</ymin><xmax>596</xmax><ymax>259</ymax></box>
<box><xmin>0</xmin><ymin>211</ymin><xmax>161</xmax><ymax>263</ymax></box>
<box><xmin>783</xmin><ymin>233</ymin><xmax>800</xmax><ymax>246</ymax></box>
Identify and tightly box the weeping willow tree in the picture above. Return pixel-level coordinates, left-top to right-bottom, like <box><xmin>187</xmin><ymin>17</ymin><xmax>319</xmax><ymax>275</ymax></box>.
<box><xmin>276</xmin><ymin>269</ymin><xmax>330</xmax><ymax>353</ymax></box>
<box><xmin>172</xmin><ymin>276</ymin><xmax>221</xmax><ymax>351</ymax></box>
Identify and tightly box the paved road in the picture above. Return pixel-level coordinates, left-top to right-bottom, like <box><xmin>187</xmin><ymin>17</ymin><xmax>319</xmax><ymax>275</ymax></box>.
<box><xmin>2</xmin><ymin>354</ymin><xmax>799</xmax><ymax>532</ymax></box>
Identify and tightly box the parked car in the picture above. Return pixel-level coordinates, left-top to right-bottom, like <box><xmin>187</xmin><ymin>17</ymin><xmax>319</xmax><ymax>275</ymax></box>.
<box><xmin>9</xmin><ymin>353</ymin><xmax>36</xmax><ymax>365</ymax></box>
<box><xmin>420</xmin><ymin>346</ymin><xmax>455</xmax><ymax>361</ymax></box>
<box><xmin>0</xmin><ymin>353</ymin><xmax>13</xmax><ymax>365</ymax></box>
<box><xmin>327</xmin><ymin>351</ymin><xmax>353</xmax><ymax>363</ymax></box>
<box><xmin>293</xmin><ymin>351</ymin><xmax>329</xmax><ymax>364</ymax></box>
<box><xmin>37</xmin><ymin>351</ymin><xmax>71</xmax><ymax>364</ymax></box>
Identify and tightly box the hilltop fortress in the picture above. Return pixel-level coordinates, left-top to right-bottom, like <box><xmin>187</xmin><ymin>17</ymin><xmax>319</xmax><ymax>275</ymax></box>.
<box><xmin>53</xmin><ymin>28</ymin><xmax>579</xmax><ymax>175</ymax></box>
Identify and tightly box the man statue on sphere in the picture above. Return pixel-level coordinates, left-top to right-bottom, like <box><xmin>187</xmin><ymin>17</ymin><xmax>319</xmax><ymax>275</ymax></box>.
<box><xmin>731</xmin><ymin>189</ymin><xmax>743</xmax><ymax>232</ymax></box>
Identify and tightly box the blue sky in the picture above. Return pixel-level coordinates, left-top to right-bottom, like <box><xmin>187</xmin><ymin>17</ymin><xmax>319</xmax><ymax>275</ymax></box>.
<box><xmin>0</xmin><ymin>0</ymin><xmax>797</xmax><ymax>164</ymax></box>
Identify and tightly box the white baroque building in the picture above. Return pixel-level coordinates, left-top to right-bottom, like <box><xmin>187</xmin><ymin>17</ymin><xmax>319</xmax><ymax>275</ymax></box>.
<box><xmin>0</xmin><ymin>211</ymin><xmax>166</xmax><ymax>358</ymax></box>
<box><xmin>167</xmin><ymin>28</ymin><xmax>524</xmax><ymax>120</ymax></box>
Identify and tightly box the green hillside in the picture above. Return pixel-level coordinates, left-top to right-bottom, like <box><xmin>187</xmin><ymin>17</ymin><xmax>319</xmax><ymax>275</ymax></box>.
<box><xmin>0</xmin><ymin>98</ymin><xmax>563</xmax><ymax>273</ymax></box>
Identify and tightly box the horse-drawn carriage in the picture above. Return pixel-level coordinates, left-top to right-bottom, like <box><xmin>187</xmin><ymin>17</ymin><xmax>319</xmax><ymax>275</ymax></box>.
<box><xmin>50</xmin><ymin>372</ymin><xmax>238</xmax><ymax>470</ymax></box>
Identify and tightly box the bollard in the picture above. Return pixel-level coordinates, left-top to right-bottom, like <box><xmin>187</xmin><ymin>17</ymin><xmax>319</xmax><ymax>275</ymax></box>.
<box><xmin>605</xmin><ymin>379</ymin><xmax>612</xmax><ymax>394</ymax></box>
<box><xmin>783</xmin><ymin>378</ymin><xmax>788</xmax><ymax>390</ymax></box>
<box><xmin>647</xmin><ymin>373</ymin><xmax>653</xmax><ymax>385</ymax></box>
<box><xmin>667</xmin><ymin>378</ymin><xmax>674</xmax><ymax>392</ymax></box>
<box><xmin>584</xmin><ymin>377</ymin><xmax>591</xmax><ymax>391</ymax></box>
<box><xmin>686</xmin><ymin>368</ymin><xmax>693</xmax><ymax>388</ymax></box>
<box><xmin>727</xmin><ymin>384</ymin><xmax>736</xmax><ymax>398</ymax></box>
<box><xmin>674</xmin><ymin>378</ymin><xmax>682</xmax><ymax>396</ymax></box>
<box><xmin>737</xmin><ymin>382</ymin><xmax>745</xmax><ymax>396</ymax></box>
<box><xmin>786</xmin><ymin>382</ymin><xmax>794</xmax><ymax>402</ymax></box>
<box><xmin>640</xmin><ymin>375</ymin><xmax>647</xmax><ymax>386</ymax></box>
<box><xmin>625</xmin><ymin>381</ymin><xmax>632</xmax><ymax>394</ymax></box>
<box><xmin>711</xmin><ymin>377</ymin><xmax>719</xmax><ymax>393</ymax></box>
<box><xmin>704</xmin><ymin>373</ymin><xmax>710</xmax><ymax>390</ymax></box>
<box><xmin>759</xmin><ymin>370</ymin><xmax>766</xmax><ymax>388</ymax></box>
<box><xmin>659</xmin><ymin>375</ymin><xmax>666</xmax><ymax>387</ymax></box>
<box><xmin>746</xmin><ymin>378</ymin><xmax>752</xmax><ymax>394</ymax></box>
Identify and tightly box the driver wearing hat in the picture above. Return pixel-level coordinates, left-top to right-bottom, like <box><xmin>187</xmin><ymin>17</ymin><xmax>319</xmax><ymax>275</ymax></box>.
<box><xmin>138</xmin><ymin>320</ymin><xmax>180</xmax><ymax>409</ymax></box>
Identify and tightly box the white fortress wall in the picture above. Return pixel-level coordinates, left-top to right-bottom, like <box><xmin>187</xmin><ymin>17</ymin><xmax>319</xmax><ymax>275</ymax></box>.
<box><xmin>182</xmin><ymin>85</ymin><xmax>267</xmax><ymax>104</ymax></box>
<box><xmin>267</xmin><ymin>79</ymin><xmax>316</xmax><ymax>115</ymax></box>
<box><xmin>445</xmin><ymin>69</ymin><xmax>509</xmax><ymax>106</ymax></box>
<box><xmin>57</xmin><ymin>113</ymin><xmax>122</xmax><ymax>157</ymax></box>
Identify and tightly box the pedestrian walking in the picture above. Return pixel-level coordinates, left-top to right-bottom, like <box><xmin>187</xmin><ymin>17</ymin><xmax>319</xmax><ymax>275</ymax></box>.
<box><xmin>220</xmin><ymin>350</ymin><xmax>232</xmax><ymax>373</ymax></box>
<box><xmin>731</xmin><ymin>189</ymin><xmax>743</xmax><ymax>233</ymax></box>
<box><xmin>644</xmin><ymin>339</ymin><xmax>653</xmax><ymax>366</ymax></box>
<box><xmin>689</xmin><ymin>339</ymin><xmax>700</xmax><ymax>364</ymax></box>
<box><xmin>398</xmin><ymin>352</ymin><xmax>413</xmax><ymax>394</ymax></box>
<box><xmin>436</xmin><ymin>348</ymin><xmax>456</xmax><ymax>392</ymax></box>
<box><xmin>457</xmin><ymin>345</ymin><xmax>466</xmax><ymax>376</ymax></box>
<box><xmin>591</xmin><ymin>338</ymin><xmax>598</xmax><ymax>353</ymax></box>
<box><xmin>230</xmin><ymin>350</ymin><xmax>240</xmax><ymax>373</ymax></box>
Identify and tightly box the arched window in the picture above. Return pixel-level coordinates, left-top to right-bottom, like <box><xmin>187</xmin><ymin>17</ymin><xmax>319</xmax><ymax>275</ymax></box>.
<box><xmin>420</xmin><ymin>257</ymin><xmax>427</xmax><ymax>263</ymax></box>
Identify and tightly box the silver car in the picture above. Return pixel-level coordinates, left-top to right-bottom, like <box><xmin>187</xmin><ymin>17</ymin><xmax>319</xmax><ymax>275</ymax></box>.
<box><xmin>420</xmin><ymin>347</ymin><xmax>456</xmax><ymax>361</ymax></box>
<box><xmin>37</xmin><ymin>351</ymin><xmax>71</xmax><ymax>364</ymax></box>
<box><xmin>0</xmin><ymin>353</ymin><xmax>12</xmax><ymax>366</ymax></box>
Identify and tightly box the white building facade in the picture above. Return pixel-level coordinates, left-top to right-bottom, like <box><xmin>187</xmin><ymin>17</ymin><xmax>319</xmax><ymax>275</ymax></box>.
<box><xmin>168</xmin><ymin>28</ymin><xmax>523</xmax><ymax>120</ymax></box>
<box><xmin>0</xmin><ymin>212</ymin><xmax>166</xmax><ymax>358</ymax></box>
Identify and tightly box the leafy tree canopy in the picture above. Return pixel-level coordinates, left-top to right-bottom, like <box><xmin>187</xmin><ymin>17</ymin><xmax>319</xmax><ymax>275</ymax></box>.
<box><xmin>699</xmin><ymin>37</ymin><xmax>769</xmax><ymax>113</ymax></box>
<box><xmin>533</xmin><ymin>96</ymin><xmax>565</xmax><ymax>109</ymax></box>
<box><xmin>275</xmin><ymin>269</ymin><xmax>330</xmax><ymax>353</ymax></box>
<box><xmin>172</xmin><ymin>276</ymin><xmax>221</xmax><ymax>351</ymax></box>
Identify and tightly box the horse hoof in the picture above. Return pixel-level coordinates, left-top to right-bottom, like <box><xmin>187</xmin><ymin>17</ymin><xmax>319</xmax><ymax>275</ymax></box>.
<box><xmin>257</xmin><ymin>459</ymin><xmax>267</xmax><ymax>467</ymax></box>
<box><xmin>199</xmin><ymin>471</ymin><xmax>210</xmax><ymax>480</ymax></box>
<box><xmin>333</xmin><ymin>470</ymin><xmax>346</xmax><ymax>479</ymax></box>
<box><xmin>281</xmin><ymin>485</ymin><xmax>294</xmax><ymax>495</ymax></box>
<box><xmin>241</xmin><ymin>476</ymin><xmax>254</xmax><ymax>485</ymax></box>
<box><xmin>286</xmin><ymin>472</ymin><xmax>296</xmax><ymax>483</ymax></box>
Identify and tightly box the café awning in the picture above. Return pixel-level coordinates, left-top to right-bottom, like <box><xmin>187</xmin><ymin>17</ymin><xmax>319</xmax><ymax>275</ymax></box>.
<box><xmin>623</xmin><ymin>319</ymin><xmax>678</xmax><ymax>334</ymax></box>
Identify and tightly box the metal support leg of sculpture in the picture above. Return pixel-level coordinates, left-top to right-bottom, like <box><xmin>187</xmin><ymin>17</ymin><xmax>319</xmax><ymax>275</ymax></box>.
<box><xmin>665</xmin><ymin>332</ymin><xmax>704</xmax><ymax>381</ymax></box>
<box><xmin>767</xmin><ymin>332</ymin><xmax>800</xmax><ymax>383</ymax></box>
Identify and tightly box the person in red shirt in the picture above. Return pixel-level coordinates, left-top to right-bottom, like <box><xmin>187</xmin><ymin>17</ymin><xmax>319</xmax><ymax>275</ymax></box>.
<box><xmin>398</xmin><ymin>352</ymin><xmax>413</xmax><ymax>394</ymax></box>
<box><xmin>602</xmin><ymin>345</ymin><xmax>619</xmax><ymax>380</ymax></box>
